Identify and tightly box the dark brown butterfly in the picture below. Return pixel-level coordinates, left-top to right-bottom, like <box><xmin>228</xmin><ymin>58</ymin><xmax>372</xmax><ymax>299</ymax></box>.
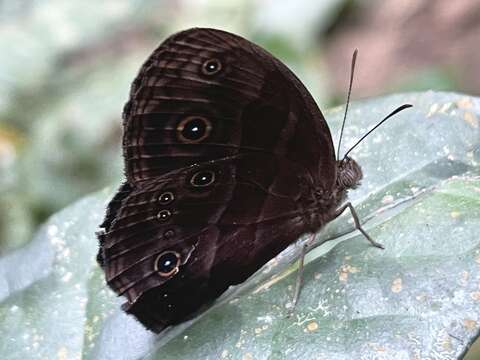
<box><xmin>96</xmin><ymin>28</ymin><xmax>411</xmax><ymax>333</ymax></box>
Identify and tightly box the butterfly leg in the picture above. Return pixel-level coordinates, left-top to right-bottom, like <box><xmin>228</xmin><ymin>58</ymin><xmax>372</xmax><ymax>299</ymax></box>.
<box><xmin>335</xmin><ymin>202</ymin><xmax>384</xmax><ymax>249</ymax></box>
<box><xmin>289</xmin><ymin>203</ymin><xmax>382</xmax><ymax>313</ymax></box>
<box><xmin>290</xmin><ymin>233</ymin><xmax>316</xmax><ymax>310</ymax></box>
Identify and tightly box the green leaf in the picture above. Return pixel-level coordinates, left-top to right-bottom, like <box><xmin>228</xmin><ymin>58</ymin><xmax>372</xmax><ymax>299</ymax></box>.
<box><xmin>1</xmin><ymin>91</ymin><xmax>479</xmax><ymax>359</ymax></box>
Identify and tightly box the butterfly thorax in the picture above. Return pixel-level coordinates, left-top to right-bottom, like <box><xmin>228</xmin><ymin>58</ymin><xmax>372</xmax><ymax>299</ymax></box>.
<box><xmin>304</xmin><ymin>156</ymin><xmax>362</xmax><ymax>231</ymax></box>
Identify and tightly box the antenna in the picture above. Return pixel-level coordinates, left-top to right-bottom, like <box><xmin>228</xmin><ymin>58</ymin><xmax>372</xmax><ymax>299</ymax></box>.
<box><xmin>337</xmin><ymin>49</ymin><xmax>358</xmax><ymax>160</ymax></box>
<box><xmin>342</xmin><ymin>104</ymin><xmax>413</xmax><ymax>160</ymax></box>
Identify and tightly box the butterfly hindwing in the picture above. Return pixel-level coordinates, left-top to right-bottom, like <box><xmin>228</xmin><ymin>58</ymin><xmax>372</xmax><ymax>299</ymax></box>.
<box><xmin>99</xmin><ymin>154</ymin><xmax>314</xmax><ymax>331</ymax></box>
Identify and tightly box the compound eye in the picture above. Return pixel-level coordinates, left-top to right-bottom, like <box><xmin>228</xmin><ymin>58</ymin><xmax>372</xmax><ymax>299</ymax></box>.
<box><xmin>201</xmin><ymin>58</ymin><xmax>222</xmax><ymax>76</ymax></box>
<box><xmin>190</xmin><ymin>170</ymin><xmax>216</xmax><ymax>187</ymax></box>
<box><xmin>177</xmin><ymin>116</ymin><xmax>212</xmax><ymax>143</ymax></box>
<box><xmin>155</xmin><ymin>251</ymin><xmax>180</xmax><ymax>277</ymax></box>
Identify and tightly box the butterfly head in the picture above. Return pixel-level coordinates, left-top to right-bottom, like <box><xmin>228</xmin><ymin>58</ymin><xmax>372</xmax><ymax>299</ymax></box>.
<box><xmin>336</xmin><ymin>156</ymin><xmax>363</xmax><ymax>191</ymax></box>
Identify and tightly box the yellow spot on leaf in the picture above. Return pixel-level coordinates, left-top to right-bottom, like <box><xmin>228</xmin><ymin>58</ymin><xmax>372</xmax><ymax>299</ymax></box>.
<box><xmin>57</xmin><ymin>347</ymin><xmax>68</xmax><ymax>360</ymax></box>
<box><xmin>427</xmin><ymin>103</ymin><xmax>439</xmax><ymax>117</ymax></box>
<box><xmin>464</xmin><ymin>112</ymin><xmax>479</xmax><ymax>128</ymax></box>
<box><xmin>339</xmin><ymin>272</ymin><xmax>348</xmax><ymax>282</ymax></box>
<box><xmin>338</xmin><ymin>264</ymin><xmax>360</xmax><ymax>282</ymax></box>
<box><xmin>470</xmin><ymin>292</ymin><xmax>480</xmax><ymax>301</ymax></box>
<box><xmin>463</xmin><ymin>319</ymin><xmax>477</xmax><ymax>331</ymax></box>
<box><xmin>306</xmin><ymin>321</ymin><xmax>318</xmax><ymax>332</ymax></box>
<box><xmin>391</xmin><ymin>278</ymin><xmax>403</xmax><ymax>293</ymax></box>
<box><xmin>381</xmin><ymin>195</ymin><xmax>394</xmax><ymax>204</ymax></box>
<box><xmin>441</xmin><ymin>334</ymin><xmax>453</xmax><ymax>351</ymax></box>
<box><xmin>450</xmin><ymin>211</ymin><xmax>461</xmax><ymax>219</ymax></box>
<box><xmin>439</xmin><ymin>102</ymin><xmax>453</xmax><ymax>113</ymax></box>
<box><xmin>459</xmin><ymin>271</ymin><xmax>469</xmax><ymax>286</ymax></box>
<box><xmin>243</xmin><ymin>353</ymin><xmax>253</xmax><ymax>360</ymax></box>
<box><xmin>456</xmin><ymin>97</ymin><xmax>474</xmax><ymax>109</ymax></box>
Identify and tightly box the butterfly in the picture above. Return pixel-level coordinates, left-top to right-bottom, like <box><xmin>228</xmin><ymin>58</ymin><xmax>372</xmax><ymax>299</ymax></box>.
<box><xmin>96</xmin><ymin>28</ymin><xmax>411</xmax><ymax>333</ymax></box>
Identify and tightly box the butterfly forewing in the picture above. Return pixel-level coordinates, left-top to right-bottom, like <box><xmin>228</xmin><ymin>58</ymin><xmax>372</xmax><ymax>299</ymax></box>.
<box><xmin>123</xmin><ymin>28</ymin><xmax>336</xmax><ymax>186</ymax></box>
